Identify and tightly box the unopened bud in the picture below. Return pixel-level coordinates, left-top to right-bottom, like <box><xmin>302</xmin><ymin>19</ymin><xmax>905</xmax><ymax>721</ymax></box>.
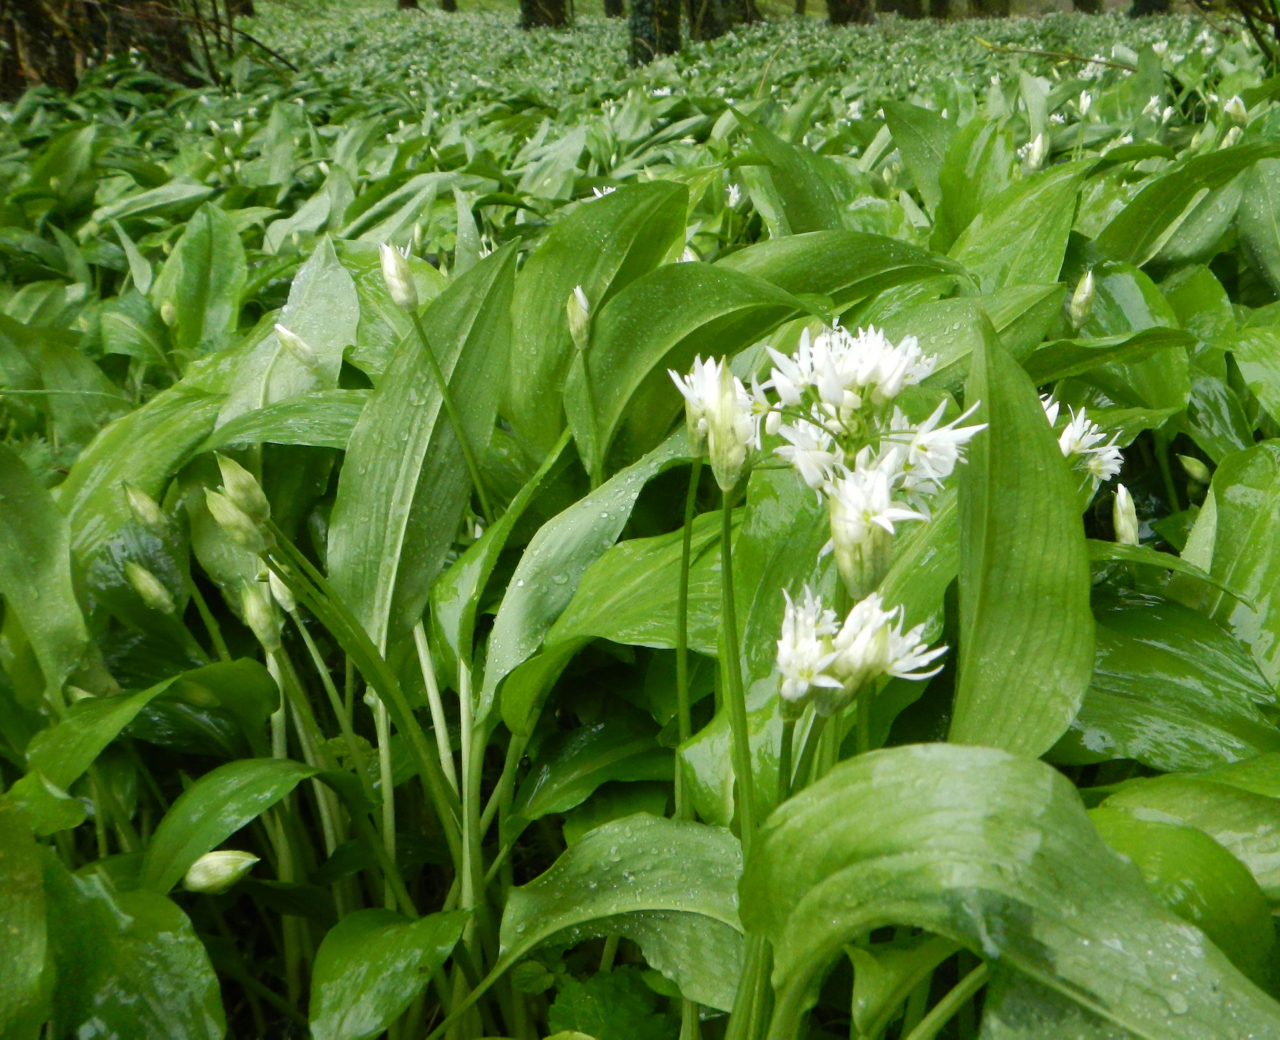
<box><xmin>124</xmin><ymin>483</ymin><xmax>167</xmax><ymax>534</ymax></box>
<box><xmin>1113</xmin><ymin>484</ymin><xmax>1139</xmax><ymax>546</ymax></box>
<box><xmin>215</xmin><ymin>454</ymin><xmax>270</xmax><ymax>525</ymax></box>
<box><xmin>267</xmin><ymin>569</ymin><xmax>296</xmax><ymax>614</ymax></box>
<box><xmin>1024</xmin><ymin>132</ymin><xmax>1046</xmax><ymax>172</ymax></box>
<box><xmin>567</xmin><ymin>286</ymin><xmax>591</xmax><ymax>351</ymax></box>
<box><xmin>183</xmin><ymin>850</ymin><xmax>259</xmax><ymax>894</ymax></box>
<box><xmin>1070</xmin><ymin>269</ymin><xmax>1095</xmax><ymax>330</ymax></box>
<box><xmin>1225</xmin><ymin>95</ymin><xmax>1248</xmax><ymax>125</ymax></box>
<box><xmin>1177</xmin><ymin>454</ymin><xmax>1212</xmax><ymax>484</ymax></box>
<box><xmin>125</xmin><ymin>561</ymin><xmax>176</xmax><ymax>614</ymax></box>
<box><xmin>1221</xmin><ymin>126</ymin><xmax>1244</xmax><ymax>149</ymax></box>
<box><xmin>205</xmin><ymin>489</ymin><xmax>267</xmax><ymax>554</ymax></box>
<box><xmin>160</xmin><ymin>299</ymin><xmax>177</xmax><ymax>326</ymax></box>
<box><xmin>274</xmin><ymin>324</ymin><xmax>319</xmax><ymax>372</ymax></box>
<box><xmin>379</xmin><ymin>242</ymin><xmax>418</xmax><ymax>312</ymax></box>
<box><xmin>241</xmin><ymin>579</ymin><xmax>282</xmax><ymax>653</ymax></box>
<box><xmin>679</xmin><ymin>245</ymin><xmax>699</xmax><ymax>263</ymax></box>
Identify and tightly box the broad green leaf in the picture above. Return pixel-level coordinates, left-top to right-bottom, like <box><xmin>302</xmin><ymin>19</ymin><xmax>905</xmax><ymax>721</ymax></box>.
<box><xmin>883</xmin><ymin>101</ymin><xmax>954</xmax><ymax>213</ymax></box>
<box><xmin>848</xmin><ymin>935</ymin><xmax>959</xmax><ymax>1040</ymax></box>
<box><xmin>932</xmin><ymin>117</ymin><xmax>1014</xmax><ymax>252</ymax></box>
<box><xmin>91</xmin><ymin>182</ymin><xmax>215</xmax><ymax>226</ymax></box>
<box><xmin>1229</xmin><ymin>326</ymin><xmax>1280</xmax><ymax>421</ymax></box>
<box><xmin>950</xmin><ymin>160</ymin><xmax>1089</xmax><ymax>291</ymax></box>
<box><xmin>328</xmin><ymin>243</ymin><xmax>516</xmax><ymax>653</ymax></box>
<box><xmin>1085</xmin><ymin>540</ymin><xmax>1248</xmax><ymax>600</ymax></box>
<box><xmin>140</xmin><ymin>757</ymin><xmax>317</xmax><ymax>893</ymax></box>
<box><xmin>0</xmin><ymin>797</ymin><xmax>48</xmax><ymax>1039</ymax></box>
<box><xmin>744</xmin><ymin>744</ymin><xmax>1280</xmax><ymax>1039</ymax></box>
<box><xmin>0</xmin><ymin>445</ymin><xmax>92</xmax><ymax>701</ymax></box>
<box><xmin>716</xmin><ymin>229</ymin><xmax>966</xmax><ymax>311</ymax></box>
<box><xmin>562</xmin><ymin>782</ymin><xmax>671</xmax><ymax>845</ymax></box>
<box><xmin>56</xmin><ymin>386</ymin><xmax>224</xmax><ymax>564</ymax></box>
<box><xmin>881</xmin><ymin>490</ymin><xmax>958</xmax><ymax>633</ymax></box>
<box><xmin>8</xmin><ymin>772</ymin><xmax>86</xmax><ymax>837</ymax></box>
<box><xmin>733</xmin><ymin>111</ymin><xmax>844</xmax><ymax>233</ymax></box>
<box><xmin>486</xmin><ymin>432</ymin><xmax>690</xmax><ymax>724</ymax></box>
<box><xmin>1095</xmin><ymin>141</ymin><xmax>1280</xmax><ymax>267</ymax></box>
<box><xmin>309</xmin><ymin>909</ymin><xmax>468</xmax><ymax>1040</ymax></box>
<box><xmin>564</xmin><ymin>263</ymin><xmax>799</xmax><ymax>475</ymax></box>
<box><xmin>1051</xmin><ymin>595</ymin><xmax>1280</xmax><ymax>773</ymax></box>
<box><xmin>498</xmin><ymin>815</ymin><xmax>743</xmax><ymax>1011</ymax></box>
<box><xmin>1022</xmin><ymin>327</ymin><xmax>1194</xmax><ymax>386</ymax></box>
<box><xmin>1240</xmin><ymin>159</ymin><xmax>1280</xmax><ymax>295</ymax></box>
<box><xmin>504</xmin><ymin>181</ymin><xmax>687</xmax><ymax>456</ymax></box>
<box><xmin>1103</xmin><ymin>775</ymin><xmax>1280</xmax><ymax>900</ymax></box>
<box><xmin>150</xmin><ymin>202</ymin><xmax>247</xmax><ymax>361</ymax></box>
<box><xmin>1089</xmin><ymin>808</ymin><xmax>1274</xmax><ymax>985</ymax></box>
<box><xmin>202</xmin><ymin>390</ymin><xmax>369</xmax><ymax>451</ymax></box>
<box><xmin>44</xmin><ymin>859</ymin><xmax>224</xmax><ymax>1040</ymax></box>
<box><xmin>100</xmin><ymin>291</ymin><xmax>169</xmax><ymax>368</ymax></box>
<box><xmin>953</xmin><ymin>321</ymin><xmax>1094</xmax><ymax>755</ymax></box>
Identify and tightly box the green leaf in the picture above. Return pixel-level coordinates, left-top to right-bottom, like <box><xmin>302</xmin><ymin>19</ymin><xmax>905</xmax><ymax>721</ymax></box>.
<box><xmin>44</xmin><ymin>858</ymin><xmax>225</xmax><ymax>1039</ymax></box>
<box><xmin>733</xmin><ymin>111</ymin><xmax>844</xmax><ymax>233</ymax></box>
<box><xmin>744</xmin><ymin>744</ymin><xmax>1280</xmax><ymax>1039</ymax></box>
<box><xmin>140</xmin><ymin>757</ymin><xmax>317</xmax><ymax>893</ymax></box>
<box><xmin>1051</xmin><ymin>594</ymin><xmax>1280</xmax><ymax>773</ymax></box>
<box><xmin>504</xmin><ymin>182</ymin><xmax>687</xmax><ymax>456</ymax></box>
<box><xmin>1096</xmin><ymin>141</ymin><xmax>1280</xmax><ymax>267</ymax></box>
<box><xmin>100</xmin><ymin>291</ymin><xmax>169</xmax><ymax>368</ymax></box>
<box><xmin>848</xmin><ymin>935</ymin><xmax>959</xmax><ymax>1040</ymax></box>
<box><xmin>932</xmin><ymin>117</ymin><xmax>1014</xmax><ymax>252</ymax></box>
<box><xmin>202</xmin><ymin>390</ymin><xmax>369</xmax><ymax>451</ymax></box>
<box><xmin>548</xmin><ymin>967</ymin><xmax>674</xmax><ymax>1040</ymax></box>
<box><xmin>498</xmin><ymin>815</ymin><xmax>743</xmax><ymax>1011</ymax></box>
<box><xmin>0</xmin><ymin>797</ymin><xmax>48</xmax><ymax>1039</ymax></box>
<box><xmin>950</xmin><ymin>160</ymin><xmax>1090</xmax><ymax>291</ymax></box>
<box><xmin>1229</xmin><ymin>326</ymin><xmax>1280</xmax><ymax>421</ymax></box>
<box><xmin>327</xmin><ymin>243</ymin><xmax>516</xmax><ymax>653</ymax></box>
<box><xmin>1085</xmin><ymin>540</ymin><xmax>1249</xmax><ymax>600</ymax></box>
<box><xmin>953</xmin><ymin>320</ymin><xmax>1094</xmax><ymax>755</ymax></box>
<box><xmin>1089</xmin><ymin>808</ymin><xmax>1274</xmax><ymax>985</ymax></box>
<box><xmin>564</xmin><ymin>263</ymin><xmax>799</xmax><ymax>475</ymax></box>
<box><xmin>1022</xmin><ymin>327</ymin><xmax>1195</xmax><ymax>386</ymax></box>
<box><xmin>883</xmin><ymin>101</ymin><xmax>954</xmax><ymax>213</ymax></box>
<box><xmin>1240</xmin><ymin>159</ymin><xmax>1280</xmax><ymax>295</ymax></box>
<box><xmin>150</xmin><ymin>202</ymin><xmax>247</xmax><ymax>360</ymax></box>
<box><xmin>0</xmin><ymin>445</ymin><xmax>93</xmax><ymax>701</ymax></box>
<box><xmin>309</xmin><ymin>909</ymin><xmax>468</xmax><ymax>1040</ymax></box>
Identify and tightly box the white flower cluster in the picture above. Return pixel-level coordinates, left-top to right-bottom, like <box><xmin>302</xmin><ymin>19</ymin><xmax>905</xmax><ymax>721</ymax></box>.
<box><xmin>776</xmin><ymin>586</ymin><xmax>946</xmax><ymax>717</ymax></box>
<box><xmin>762</xmin><ymin>324</ymin><xmax>985</xmax><ymax>597</ymax></box>
<box><xmin>1041</xmin><ymin>395</ymin><xmax>1124</xmax><ymax>490</ymax></box>
<box><xmin>669</xmin><ymin>356</ymin><xmax>763</xmax><ymax>492</ymax></box>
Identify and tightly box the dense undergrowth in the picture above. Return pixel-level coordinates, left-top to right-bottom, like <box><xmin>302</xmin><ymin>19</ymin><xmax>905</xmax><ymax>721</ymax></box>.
<box><xmin>7</xmin><ymin>5</ymin><xmax>1280</xmax><ymax>1040</ymax></box>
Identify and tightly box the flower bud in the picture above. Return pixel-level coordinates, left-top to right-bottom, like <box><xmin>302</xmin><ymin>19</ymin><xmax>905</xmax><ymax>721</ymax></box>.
<box><xmin>1113</xmin><ymin>483</ymin><xmax>1138</xmax><ymax>546</ymax></box>
<box><xmin>1225</xmin><ymin>95</ymin><xmax>1248</xmax><ymax>125</ymax></box>
<box><xmin>215</xmin><ymin>454</ymin><xmax>270</xmax><ymax>525</ymax></box>
<box><xmin>124</xmin><ymin>483</ymin><xmax>168</xmax><ymax>534</ymax></box>
<box><xmin>268</xmin><ymin>569</ymin><xmax>296</xmax><ymax>614</ymax></box>
<box><xmin>1070</xmin><ymin>269</ymin><xmax>1095</xmax><ymax>330</ymax></box>
<box><xmin>183</xmin><ymin>850</ymin><xmax>259</xmax><ymax>894</ymax></box>
<box><xmin>274</xmin><ymin>324</ymin><xmax>319</xmax><ymax>372</ymax></box>
<box><xmin>567</xmin><ymin>286</ymin><xmax>591</xmax><ymax>352</ymax></box>
<box><xmin>241</xmin><ymin>578</ymin><xmax>282</xmax><ymax>653</ymax></box>
<box><xmin>205</xmin><ymin>489</ymin><xmax>267</xmax><ymax>554</ymax></box>
<box><xmin>125</xmin><ymin>561</ymin><xmax>176</xmax><ymax>614</ymax></box>
<box><xmin>679</xmin><ymin>245</ymin><xmax>699</xmax><ymax>263</ymax></box>
<box><xmin>379</xmin><ymin>242</ymin><xmax>418</xmax><ymax>312</ymax></box>
<box><xmin>160</xmin><ymin>299</ymin><xmax>177</xmax><ymax>326</ymax></box>
<box><xmin>1177</xmin><ymin>454</ymin><xmax>1211</xmax><ymax>485</ymax></box>
<box><xmin>1221</xmin><ymin>126</ymin><xmax>1244</xmax><ymax>149</ymax></box>
<box><xmin>1024</xmin><ymin>132</ymin><xmax>1046</xmax><ymax>173</ymax></box>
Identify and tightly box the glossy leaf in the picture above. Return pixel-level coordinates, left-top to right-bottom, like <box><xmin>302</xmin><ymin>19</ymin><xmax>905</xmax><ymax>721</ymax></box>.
<box><xmin>1240</xmin><ymin>159</ymin><xmax>1280</xmax><ymax>295</ymax></box>
<box><xmin>202</xmin><ymin>390</ymin><xmax>369</xmax><ymax>451</ymax></box>
<box><xmin>953</xmin><ymin>320</ymin><xmax>1094</xmax><ymax>755</ymax></box>
<box><xmin>0</xmin><ymin>797</ymin><xmax>47</xmax><ymax>1039</ymax></box>
<box><xmin>883</xmin><ymin>101</ymin><xmax>954</xmax><ymax>212</ymax></box>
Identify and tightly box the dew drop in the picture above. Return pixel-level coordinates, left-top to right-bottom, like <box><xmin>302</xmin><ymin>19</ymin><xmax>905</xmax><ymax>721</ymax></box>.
<box><xmin>516</xmin><ymin>579</ymin><xmax>525</xmax><ymax>587</ymax></box>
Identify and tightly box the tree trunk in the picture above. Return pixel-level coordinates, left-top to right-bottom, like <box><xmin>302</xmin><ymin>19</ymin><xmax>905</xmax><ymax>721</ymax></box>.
<box><xmin>629</xmin><ymin>0</ymin><xmax>657</xmax><ymax>63</ymax></box>
<box><xmin>686</xmin><ymin>0</ymin><xmax>725</xmax><ymax>38</ymax></box>
<box><xmin>1128</xmin><ymin>0</ymin><xmax>1169</xmax><ymax>13</ymax></box>
<box><xmin>440</xmin><ymin>0</ymin><xmax>459</xmax><ymax>11</ymax></box>
<box><xmin>879</xmin><ymin>0</ymin><xmax>924</xmax><ymax>16</ymax></box>
<box><xmin>656</xmin><ymin>0</ymin><xmax>680</xmax><ymax>53</ymax></box>
<box><xmin>795</xmin><ymin>0</ymin><xmax>806</xmax><ymax>15</ymax></box>
<box><xmin>1073</xmin><ymin>0</ymin><xmax>1101</xmax><ymax>12</ymax></box>
<box><xmin>228</xmin><ymin>0</ymin><xmax>255</xmax><ymax>15</ymax></box>
<box><xmin>1</xmin><ymin>0</ymin><xmax>195</xmax><ymax>101</ymax></box>
<box><xmin>969</xmin><ymin>0</ymin><xmax>1008</xmax><ymax>14</ymax></box>
<box><xmin>604</xmin><ymin>0</ymin><xmax>625</xmax><ymax>16</ymax></box>
<box><xmin>827</xmin><ymin>0</ymin><xmax>873</xmax><ymax>24</ymax></box>
<box><xmin>928</xmin><ymin>0</ymin><xmax>949</xmax><ymax>16</ymax></box>
<box><xmin>520</xmin><ymin>0</ymin><xmax>569</xmax><ymax>25</ymax></box>
<box><xmin>727</xmin><ymin>0</ymin><xmax>761</xmax><ymax>22</ymax></box>
<box><xmin>399</xmin><ymin>0</ymin><xmax>420</xmax><ymax>7</ymax></box>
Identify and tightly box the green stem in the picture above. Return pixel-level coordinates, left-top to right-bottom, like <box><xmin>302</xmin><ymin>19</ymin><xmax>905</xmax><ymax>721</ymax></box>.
<box><xmin>414</xmin><ymin>622</ymin><xmax>459</xmax><ymax>795</ymax></box>
<box><xmin>409</xmin><ymin>309</ymin><xmax>493</xmax><ymax>524</ymax></box>
<box><xmin>189</xmin><ymin>581</ymin><xmax>230</xmax><ymax>662</ymax></box>
<box><xmin>1154</xmin><ymin>430</ymin><xmax>1181</xmax><ymax>512</ymax></box>
<box><xmin>599</xmin><ymin>935</ymin><xmax>620</xmax><ymax>972</ymax></box>
<box><xmin>777</xmin><ymin>718</ymin><xmax>796</xmax><ymax>804</ymax></box>
<box><xmin>902</xmin><ymin>963</ymin><xmax>989</xmax><ymax>1040</ymax></box>
<box><xmin>675</xmin><ymin>457</ymin><xmax>703</xmax><ymax>821</ymax></box>
<box><xmin>791</xmin><ymin>711</ymin><xmax>828</xmax><ymax>795</ymax></box>
<box><xmin>374</xmin><ymin>696</ymin><xmax>397</xmax><ymax>909</ymax></box>
<box><xmin>581</xmin><ymin>350</ymin><xmax>602</xmax><ymax>490</ymax></box>
<box><xmin>720</xmin><ymin>486</ymin><xmax>757</xmax><ymax>857</ymax></box>
<box><xmin>856</xmin><ymin>685</ymin><xmax>872</xmax><ymax>756</ymax></box>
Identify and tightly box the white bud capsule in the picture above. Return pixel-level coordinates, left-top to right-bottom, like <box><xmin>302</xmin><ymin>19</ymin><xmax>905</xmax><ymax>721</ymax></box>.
<box><xmin>125</xmin><ymin>561</ymin><xmax>176</xmax><ymax>614</ymax></box>
<box><xmin>183</xmin><ymin>850</ymin><xmax>259</xmax><ymax>894</ymax></box>
<box><xmin>124</xmin><ymin>483</ymin><xmax>168</xmax><ymax>534</ymax></box>
<box><xmin>1113</xmin><ymin>484</ymin><xmax>1139</xmax><ymax>546</ymax></box>
<box><xmin>241</xmin><ymin>579</ymin><xmax>282</xmax><ymax>653</ymax></box>
<box><xmin>215</xmin><ymin>454</ymin><xmax>270</xmax><ymax>525</ymax></box>
<box><xmin>679</xmin><ymin>245</ymin><xmax>699</xmax><ymax>263</ymax></box>
<box><xmin>1221</xmin><ymin>126</ymin><xmax>1244</xmax><ymax>149</ymax></box>
<box><xmin>1024</xmin><ymin>132</ymin><xmax>1046</xmax><ymax>172</ymax></box>
<box><xmin>1225</xmin><ymin>95</ymin><xmax>1248</xmax><ymax>125</ymax></box>
<box><xmin>379</xmin><ymin>242</ymin><xmax>418</xmax><ymax>312</ymax></box>
<box><xmin>160</xmin><ymin>299</ymin><xmax>177</xmax><ymax>326</ymax></box>
<box><xmin>274</xmin><ymin>324</ymin><xmax>319</xmax><ymax>372</ymax></box>
<box><xmin>1070</xmin><ymin>269</ymin><xmax>1095</xmax><ymax>330</ymax></box>
<box><xmin>1177</xmin><ymin>454</ymin><xmax>1212</xmax><ymax>484</ymax></box>
<box><xmin>268</xmin><ymin>569</ymin><xmax>296</xmax><ymax>614</ymax></box>
<box><xmin>567</xmin><ymin>286</ymin><xmax>591</xmax><ymax>352</ymax></box>
<box><xmin>205</xmin><ymin>489</ymin><xmax>267</xmax><ymax>554</ymax></box>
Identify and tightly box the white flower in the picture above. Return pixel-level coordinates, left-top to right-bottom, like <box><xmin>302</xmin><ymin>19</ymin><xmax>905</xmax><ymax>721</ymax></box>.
<box><xmin>1054</xmin><ymin>406</ymin><xmax>1123</xmax><ymax>489</ymax></box>
<box><xmin>776</xmin><ymin>588</ymin><xmax>842</xmax><ymax>706</ymax></box>
<box><xmin>679</xmin><ymin>245</ymin><xmax>700</xmax><ymax>263</ymax></box>
<box><xmin>825</xmin><ymin>465</ymin><xmax>926</xmax><ymax>598</ymax></box>
<box><xmin>766</xmin><ymin>333</ymin><xmax>816</xmax><ymax>407</ymax></box>
<box><xmin>1084</xmin><ymin>443</ymin><xmax>1124</xmax><ymax>488</ymax></box>
<box><xmin>1040</xmin><ymin>394</ymin><xmax>1061</xmax><ymax>427</ymax></box>
<box><xmin>827</xmin><ymin>593</ymin><xmax>946</xmax><ymax>707</ymax></box>
<box><xmin>726</xmin><ymin>183</ymin><xmax>741</xmax><ymax>208</ymax></box>
<box><xmin>1078</xmin><ymin>90</ymin><xmax>1093</xmax><ymax>115</ymax></box>
<box><xmin>1023</xmin><ymin>132</ymin><xmax>1047</xmax><ymax>172</ymax></box>
<box><xmin>886</xmin><ymin>401</ymin><xmax>986</xmax><ymax>489</ymax></box>
<box><xmin>669</xmin><ymin>356</ymin><xmax>756</xmax><ymax>491</ymax></box>
<box><xmin>1142</xmin><ymin>95</ymin><xmax>1161</xmax><ymax>116</ymax></box>
<box><xmin>1113</xmin><ymin>484</ymin><xmax>1138</xmax><ymax>545</ymax></box>
<box><xmin>1057</xmin><ymin>407</ymin><xmax>1108</xmax><ymax>457</ymax></box>
<box><xmin>591</xmin><ymin>185</ymin><xmax>617</xmax><ymax>198</ymax></box>
<box><xmin>775</xmin><ymin>418</ymin><xmax>842</xmax><ymax>490</ymax></box>
<box><xmin>379</xmin><ymin>242</ymin><xmax>418</xmax><ymax>311</ymax></box>
<box><xmin>1153</xmin><ymin>40</ymin><xmax>1169</xmax><ymax>57</ymax></box>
